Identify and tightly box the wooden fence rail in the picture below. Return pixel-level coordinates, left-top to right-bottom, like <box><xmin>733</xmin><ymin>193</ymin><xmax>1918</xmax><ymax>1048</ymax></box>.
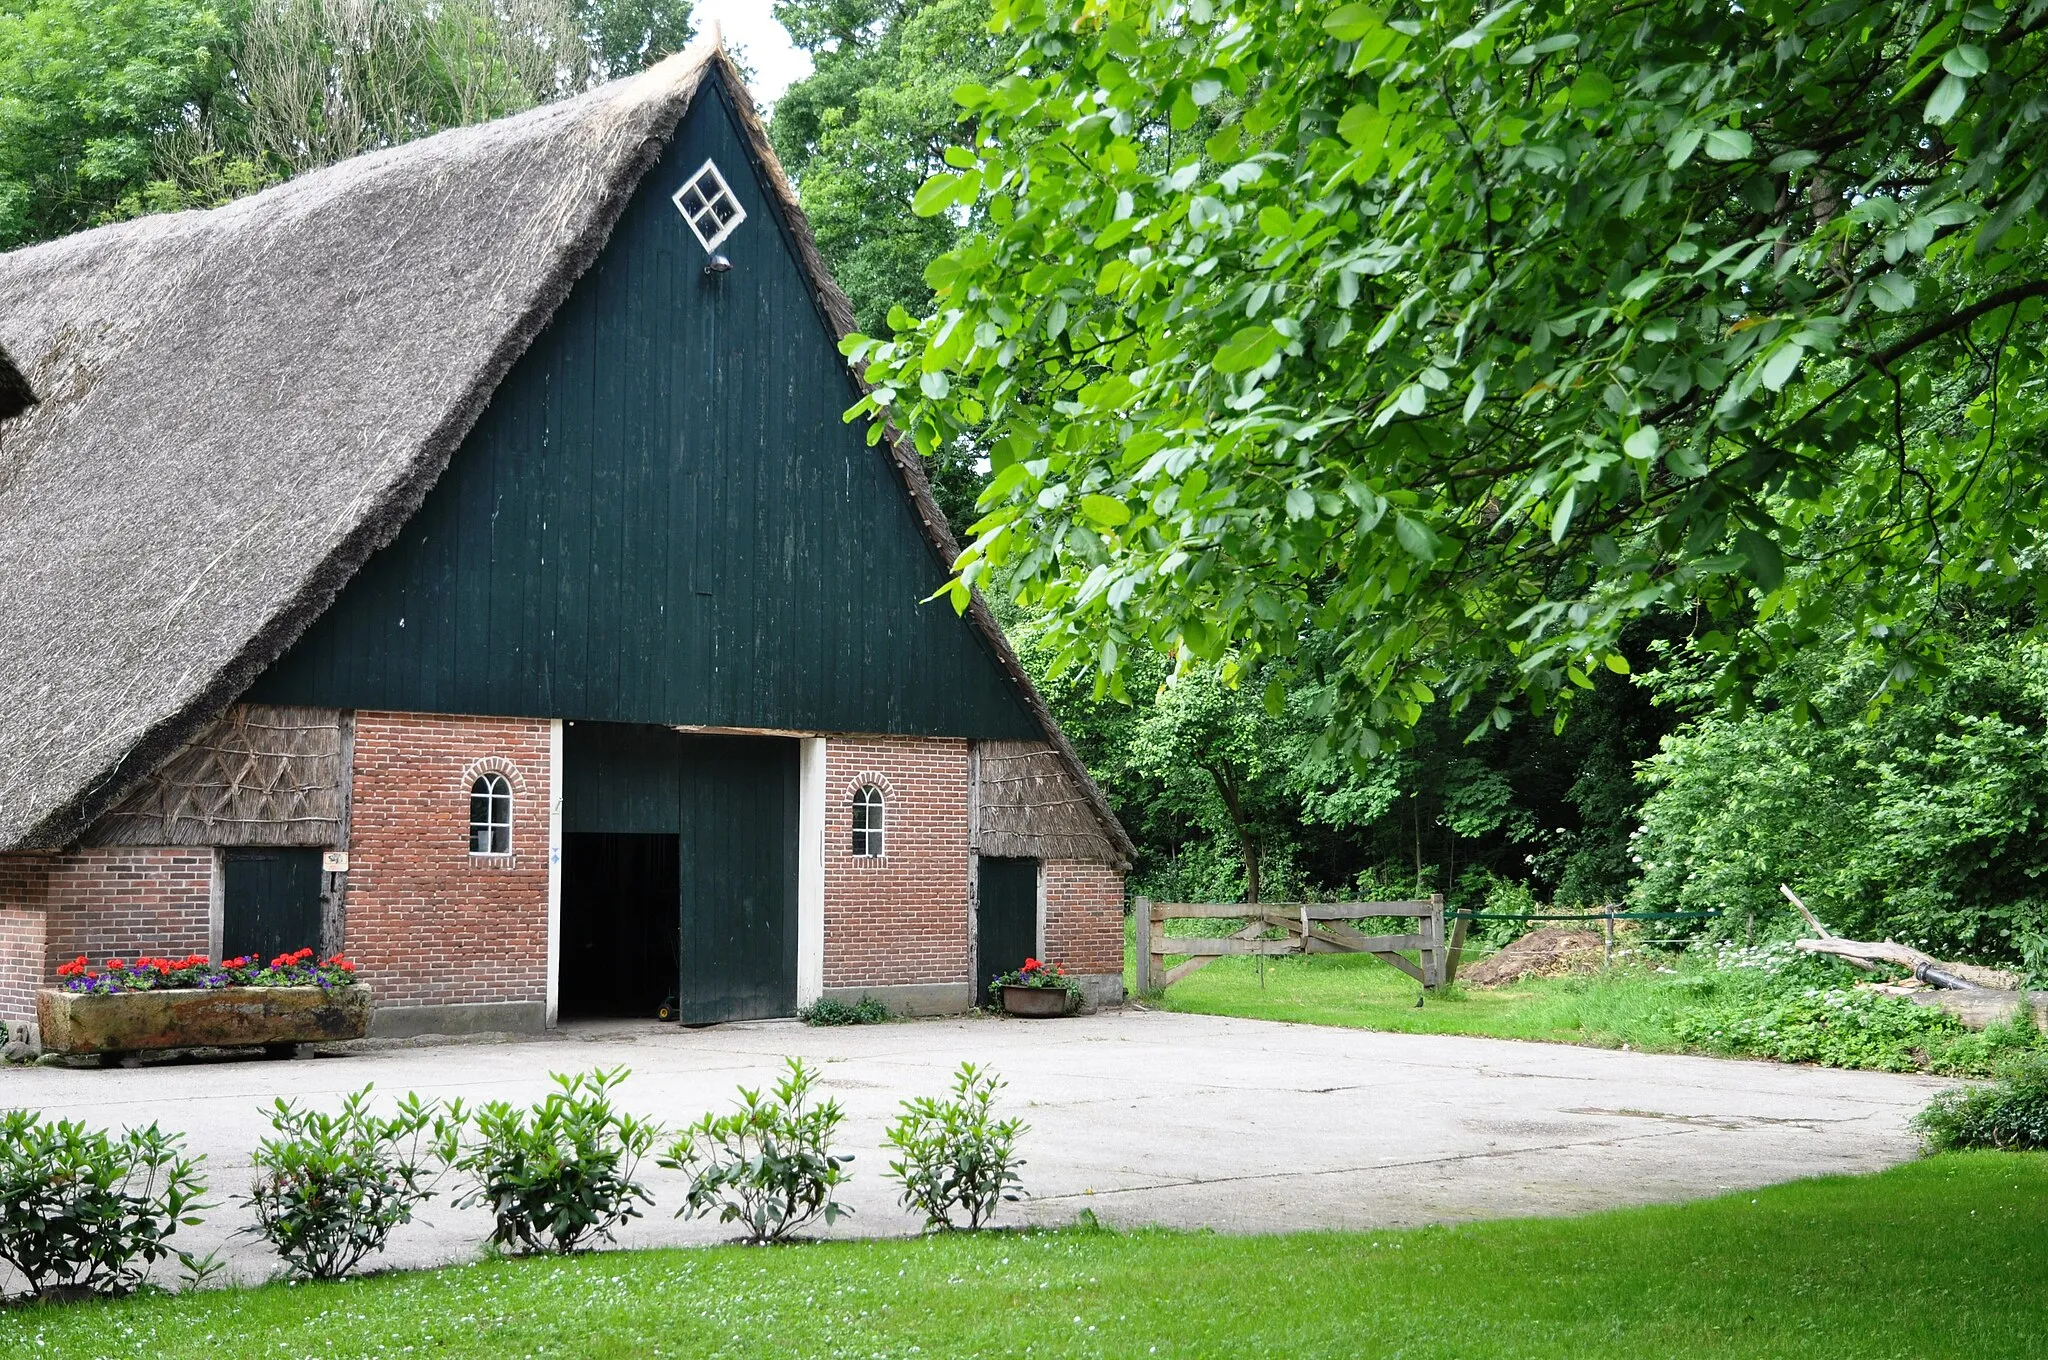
<box><xmin>1135</xmin><ymin>895</ymin><xmax>1453</xmax><ymax>995</ymax></box>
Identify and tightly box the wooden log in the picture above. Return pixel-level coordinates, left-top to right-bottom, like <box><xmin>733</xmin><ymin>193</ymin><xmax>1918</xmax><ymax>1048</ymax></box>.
<box><xmin>1778</xmin><ymin>884</ymin><xmax>1836</xmax><ymax>937</ymax></box>
<box><xmin>1790</xmin><ymin>937</ymin><xmax>2018</xmax><ymax>990</ymax></box>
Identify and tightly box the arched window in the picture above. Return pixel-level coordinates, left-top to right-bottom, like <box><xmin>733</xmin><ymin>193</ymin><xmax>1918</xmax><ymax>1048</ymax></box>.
<box><xmin>469</xmin><ymin>772</ymin><xmax>513</xmax><ymax>855</ymax></box>
<box><xmin>851</xmin><ymin>784</ymin><xmax>885</xmax><ymax>857</ymax></box>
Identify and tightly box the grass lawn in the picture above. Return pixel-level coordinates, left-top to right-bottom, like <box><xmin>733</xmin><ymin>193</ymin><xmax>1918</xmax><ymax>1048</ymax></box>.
<box><xmin>3</xmin><ymin>1154</ymin><xmax>2041</xmax><ymax>1358</ymax></box>
<box><xmin>1128</xmin><ymin>920</ymin><xmax>1701</xmax><ymax>1051</ymax></box>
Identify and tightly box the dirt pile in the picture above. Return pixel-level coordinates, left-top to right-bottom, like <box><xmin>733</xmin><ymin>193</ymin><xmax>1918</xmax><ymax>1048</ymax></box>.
<box><xmin>1461</xmin><ymin>926</ymin><xmax>1606</xmax><ymax>987</ymax></box>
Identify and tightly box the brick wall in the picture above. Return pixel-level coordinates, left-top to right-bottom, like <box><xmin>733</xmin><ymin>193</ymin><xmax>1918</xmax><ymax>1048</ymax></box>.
<box><xmin>0</xmin><ymin>907</ymin><xmax>48</xmax><ymax>1024</ymax></box>
<box><xmin>1043</xmin><ymin>859</ymin><xmax>1127</xmax><ymax>977</ymax></box>
<box><xmin>0</xmin><ymin>848</ymin><xmax>214</xmax><ymax>1023</ymax></box>
<box><xmin>344</xmin><ymin>712</ymin><xmax>551</xmax><ymax>1010</ymax></box>
<box><xmin>824</xmin><ymin>737</ymin><xmax>971</xmax><ymax>988</ymax></box>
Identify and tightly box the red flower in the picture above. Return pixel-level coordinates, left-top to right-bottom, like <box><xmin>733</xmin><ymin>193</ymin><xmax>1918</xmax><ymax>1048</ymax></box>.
<box><xmin>1022</xmin><ymin>957</ymin><xmax>1040</xmax><ymax>971</ymax></box>
<box><xmin>105</xmin><ymin>958</ymin><xmax>126</xmax><ymax>971</ymax></box>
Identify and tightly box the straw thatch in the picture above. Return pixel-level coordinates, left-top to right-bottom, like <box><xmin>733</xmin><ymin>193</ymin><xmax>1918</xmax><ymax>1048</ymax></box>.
<box><xmin>84</xmin><ymin>705</ymin><xmax>347</xmax><ymax>848</ymax></box>
<box><xmin>0</xmin><ymin>38</ymin><xmax>1130</xmax><ymax>868</ymax></box>
<box><xmin>0</xmin><ymin>45</ymin><xmax>718</xmax><ymax>852</ymax></box>
<box><xmin>977</xmin><ymin>741</ymin><xmax>1124</xmax><ymax>865</ymax></box>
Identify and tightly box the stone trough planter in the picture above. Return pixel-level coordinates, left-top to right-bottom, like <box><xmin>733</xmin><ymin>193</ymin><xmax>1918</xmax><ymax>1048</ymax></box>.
<box><xmin>999</xmin><ymin>984</ymin><xmax>1075</xmax><ymax>1018</ymax></box>
<box><xmin>37</xmin><ymin>984</ymin><xmax>371</xmax><ymax>1060</ymax></box>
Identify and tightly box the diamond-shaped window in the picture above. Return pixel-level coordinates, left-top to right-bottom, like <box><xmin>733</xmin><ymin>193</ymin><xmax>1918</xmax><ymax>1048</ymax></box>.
<box><xmin>672</xmin><ymin>159</ymin><xmax>746</xmax><ymax>253</ymax></box>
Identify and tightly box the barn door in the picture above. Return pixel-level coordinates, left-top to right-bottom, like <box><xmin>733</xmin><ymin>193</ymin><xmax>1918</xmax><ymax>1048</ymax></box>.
<box><xmin>977</xmin><ymin>857</ymin><xmax>1040</xmax><ymax>1000</ymax></box>
<box><xmin>222</xmin><ymin>848</ymin><xmax>325</xmax><ymax>963</ymax></box>
<box><xmin>677</xmin><ymin>738</ymin><xmax>798</xmax><ymax>1024</ymax></box>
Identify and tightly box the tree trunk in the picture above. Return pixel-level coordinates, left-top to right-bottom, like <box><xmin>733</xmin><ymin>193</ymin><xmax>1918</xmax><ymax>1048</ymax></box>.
<box><xmin>1205</xmin><ymin>765</ymin><xmax>1262</xmax><ymax>904</ymax></box>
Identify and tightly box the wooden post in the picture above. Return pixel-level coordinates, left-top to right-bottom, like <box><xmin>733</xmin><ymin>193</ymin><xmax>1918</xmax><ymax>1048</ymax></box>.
<box><xmin>1603</xmin><ymin>901</ymin><xmax>1615</xmax><ymax>968</ymax></box>
<box><xmin>1444</xmin><ymin>908</ymin><xmax>1469</xmax><ymax>987</ymax></box>
<box><xmin>1424</xmin><ymin>893</ymin><xmax>1445</xmax><ymax>988</ymax></box>
<box><xmin>1134</xmin><ymin>897</ymin><xmax>1153</xmax><ymax>996</ymax></box>
<box><xmin>1147</xmin><ymin>898</ymin><xmax>1168</xmax><ymax>996</ymax></box>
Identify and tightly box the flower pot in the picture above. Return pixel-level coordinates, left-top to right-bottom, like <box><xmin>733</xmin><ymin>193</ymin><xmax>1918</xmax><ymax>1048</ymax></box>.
<box><xmin>36</xmin><ymin>984</ymin><xmax>371</xmax><ymax>1057</ymax></box>
<box><xmin>1000</xmin><ymin>984</ymin><xmax>1074</xmax><ymax>1018</ymax></box>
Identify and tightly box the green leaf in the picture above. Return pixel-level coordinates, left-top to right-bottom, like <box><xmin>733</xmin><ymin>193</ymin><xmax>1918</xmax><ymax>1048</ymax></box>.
<box><xmin>1323</xmin><ymin>3</ymin><xmax>1378</xmax><ymax>41</ymax></box>
<box><xmin>1664</xmin><ymin>126</ymin><xmax>1702</xmax><ymax>170</ymax></box>
<box><xmin>1570</xmin><ymin>72</ymin><xmax>1614</xmax><ymax>109</ymax></box>
<box><xmin>1604</xmin><ymin>653</ymin><xmax>1631</xmax><ymax>675</ymax></box>
<box><xmin>1213</xmin><ymin>325</ymin><xmax>1283</xmax><ymax>373</ymax></box>
<box><xmin>1623</xmin><ymin>426</ymin><xmax>1660</xmax><ymax>460</ymax></box>
<box><xmin>1759</xmin><ymin>341</ymin><xmax>1805</xmax><ymax>392</ymax></box>
<box><xmin>1926</xmin><ymin>73</ymin><xmax>1968</xmax><ymax>124</ymax></box>
<box><xmin>1703</xmin><ymin>128</ymin><xmax>1753</xmax><ymax>161</ymax></box>
<box><xmin>912</xmin><ymin>172</ymin><xmax>963</xmax><ymax>217</ymax></box>
<box><xmin>1285</xmin><ymin>487</ymin><xmax>1316</xmax><ymax>520</ymax></box>
<box><xmin>1868</xmin><ymin>272</ymin><xmax>1916</xmax><ymax>313</ymax></box>
<box><xmin>1337</xmin><ymin>101</ymin><xmax>1386</xmax><ymax>147</ymax></box>
<box><xmin>919</xmin><ymin>371</ymin><xmax>950</xmax><ymax>399</ymax></box>
<box><xmin>1079</xmin><ymin>494</ymin><xmax>1132</xmax><ymax>527</ymax></box>
<box><xmin>1736</xmin><ymin>527</ymin><xmax>1785</xmax><ymax>591</ymax></box>
<box><xmin>1394</xmin><ymin>513</ymin><xmax>1441</xmax><ymax>561</ymax></box>
<box><xmin>1942</xmin><ymin>44</ymin><xmax>1990</xmax><ymax>78</ymax></box>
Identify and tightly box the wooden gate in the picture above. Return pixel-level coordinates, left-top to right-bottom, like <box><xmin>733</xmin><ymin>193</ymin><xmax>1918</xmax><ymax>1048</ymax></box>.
<box><xmin>222</xmin><ymin>847</ymin><xmax>326</xmax><ymax>963</ymax></box>
<box><xmin>1135</xmin><ymin>895</ymin><xmax>1452</xmax><ymax>995</ymax></box>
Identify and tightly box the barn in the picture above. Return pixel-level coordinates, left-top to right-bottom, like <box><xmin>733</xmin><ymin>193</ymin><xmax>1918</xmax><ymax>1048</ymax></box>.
<box><xmin>0</xmin><ymin>42</ymin><xmax>1131</xmax><ymax>1040</ymax></box>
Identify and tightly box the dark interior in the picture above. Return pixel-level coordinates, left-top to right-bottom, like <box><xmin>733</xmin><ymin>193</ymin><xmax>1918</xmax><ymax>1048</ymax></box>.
<box><xmin>559</xmin><ymin>832</ymin><xmax>679</xmax><ymax>1019</ymax></box>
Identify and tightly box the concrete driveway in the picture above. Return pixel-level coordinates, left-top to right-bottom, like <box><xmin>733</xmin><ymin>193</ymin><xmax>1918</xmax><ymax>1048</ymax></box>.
<box><xmin>0</xmin><ymin>1010</ymin><xmax>1948</xmax><ymax>1286</ymax></box>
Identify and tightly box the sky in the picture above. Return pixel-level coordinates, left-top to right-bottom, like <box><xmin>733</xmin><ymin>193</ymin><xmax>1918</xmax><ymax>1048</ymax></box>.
<box><xmin>693</xmin><ymin>0</ymin><xmax>815</xmax><ymax>106</ymax></box>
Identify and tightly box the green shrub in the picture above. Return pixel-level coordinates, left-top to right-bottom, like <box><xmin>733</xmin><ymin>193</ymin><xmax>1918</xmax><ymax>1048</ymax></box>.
<box><xmin>662</xmin><ymin>1057</ymin><xmax>852</xmax><ymax>1243</ymax></box>
<box><xmin>884</xmin><ymin>1062</ymin><xmax>1027</xmax><ymax>1231</ymax></box>
<box><xmin>1665</xmin><ymin>942</ymin><xmax>2047</xmax><ymax>1075</ymax></box>
<box><xmin>245</xmin><ymin>1086</ymin><xmax>439</xmax><ymax>1280</ymax></box>
<box><xmin>436</xmin><ymin>1068</ymin><xmax>659</xmax><ymax>1255</ymax></box>
<box><xmin>1912</xmin><ymin>1053</ymin><xmax>2048</xmax><ymax>1151</ymax></box>
<box><xmin>798</xmin><ymin>995</ymin><xmax>889</xmax><ymax>1026</ymax></box>
<box><xmin>0</xmin><ymin>1111</ymin><xmax>209</xmax><ymax>1299</ymax></box>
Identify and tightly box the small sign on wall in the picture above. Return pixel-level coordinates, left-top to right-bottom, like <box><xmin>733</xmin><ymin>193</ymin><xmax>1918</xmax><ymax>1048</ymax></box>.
<box><xmin>322</xmin><ymin>851</ymin><xmax>350</xmax><ymax>873</ymax></box>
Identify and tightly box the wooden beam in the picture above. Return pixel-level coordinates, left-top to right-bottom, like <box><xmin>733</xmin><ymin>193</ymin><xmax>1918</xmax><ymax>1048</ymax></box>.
<box><xmin>1152</xmin><ymin>900</ymin><xmax>1441</xmax><ymax>920</ymax></box>
<box><xmin>1159</xmin><ymin>956</ymin><xmax>1217</xmax><ymax>988</ymax></box>
<box><xmin>1149</xmin><ymin>936</ymin><xmax>1301</xmax><ymax>958</ymax></box>
<box><xmin>1372</xmin><ymin>951</ymin><xmax>1426</xmax><ymax>984</ymax></box>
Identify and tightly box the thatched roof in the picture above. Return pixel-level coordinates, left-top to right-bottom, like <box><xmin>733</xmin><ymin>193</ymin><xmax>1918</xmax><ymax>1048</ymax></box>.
<box><xmin>0</xmin><ymin>40</ymin><xmax>1131</xmax><ymax>867</ymax></box>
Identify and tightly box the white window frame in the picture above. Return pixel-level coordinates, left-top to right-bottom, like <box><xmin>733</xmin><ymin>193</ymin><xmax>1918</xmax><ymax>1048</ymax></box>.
<box><xmin>672</xmin><ymin>159</ymin><xmax>747</xmax><ymax>253</ymax></box>
<box><xmin>469</xmin><ymin>772</ymin><xmax>514</xmax><ymax>856</ymax></box>
<box><xmin>851</xmin><ymin>784</ymin><xmax>886</xmax><ymax>858</ymax></box>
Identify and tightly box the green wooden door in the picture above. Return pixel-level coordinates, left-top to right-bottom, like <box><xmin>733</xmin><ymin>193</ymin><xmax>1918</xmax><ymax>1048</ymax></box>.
<box><xmin>977</xmin><ymin>857</ymin><xmax>1040</xmax><ymax>1000</ymax></box>
<box><xmin>678</xmin><ymin>739</ymin><xmax>798</xmax><ymax>1023</ymax></box>
<box><xmin>562</xmin><ymin>724</ymin><xmax>797</xmax><ymax>1023</ymax></box>
<box><xmin>222</xmin><ymin>848</ymin><xmax>325</xmax><ymax>963</ymax></box>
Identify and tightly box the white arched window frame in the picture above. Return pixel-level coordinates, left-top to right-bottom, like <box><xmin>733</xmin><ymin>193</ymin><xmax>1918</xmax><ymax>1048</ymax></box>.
<box><xmin>851</xmin><ymin>784</ymin><xmax>885</xmax><ymax>858</ymax></box>
<box><xmin>469</xmin><ymin>772</ymin><xmax>513</xmax><ymax>855</ymax></box>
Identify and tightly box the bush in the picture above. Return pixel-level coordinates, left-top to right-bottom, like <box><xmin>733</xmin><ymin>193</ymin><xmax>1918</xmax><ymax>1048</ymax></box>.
<box><xmin>662</xmin><ymin>1057</ymin><xmax>852</xmax><ymax>1243</ymax></box>
<box><xmin>798</xmin><ymin>995</ymin><xmax>889</xmax><ymax>1026</ymax></box>
<box><xmin>436</xmin><ymin>1068</ymin><xmax>658</xmax><ymax>1255</ymax></box>
<box><xmin>1913</xmin><ymin>1053</ymin><xmax>2048</xmax><ymax>1151</ymax></box>
<box><xmin>244</xmin><ymin>1086</ymin><xmax>439</xmax><ymax>1280</ymax></box>
<box><xmin>884</xmin><ymin>1062</ymin><xmax>1027</xmax><ymax>1231</ymax></box>
<box><xmin>0</xmin><ymin>1111</ymin><xmax>208</xmax><ymax>1299</ymax></box>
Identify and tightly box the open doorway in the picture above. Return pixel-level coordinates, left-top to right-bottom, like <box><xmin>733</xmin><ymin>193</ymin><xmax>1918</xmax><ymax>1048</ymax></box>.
<box><xmin>559</xmin><ymin>832</ymin><xmax>679</xmax><ymax>1020</ymax></box>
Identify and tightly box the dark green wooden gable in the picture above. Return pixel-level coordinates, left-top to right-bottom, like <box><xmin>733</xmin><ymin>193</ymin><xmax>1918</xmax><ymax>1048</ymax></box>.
<box><xmin>249</xmin><ymin>81</ymin><xmax>1041</xmax><ymax>739</ymax></box>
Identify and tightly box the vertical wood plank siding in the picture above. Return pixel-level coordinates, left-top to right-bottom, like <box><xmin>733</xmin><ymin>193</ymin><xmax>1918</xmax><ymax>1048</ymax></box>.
<box><xmin>250</xmin><ymin>83</ymin><xmax>1040</xmax><ymax>740</ymax></box>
